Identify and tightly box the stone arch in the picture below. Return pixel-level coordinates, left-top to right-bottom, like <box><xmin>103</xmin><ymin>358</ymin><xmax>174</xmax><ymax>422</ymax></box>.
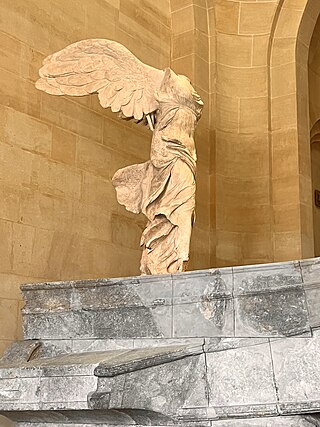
<box><xmin>268</xmin><ymin>0</ymin><xmax>320</xmax><ymax>260</ymax></box>
<box><xmin>311</xmin><ymin>120</ymin><xmax>320</xmax><ymax>145</ymax></box>
<box><xmin>310</xmin><ymin>119</ymin><xmax>320</xmax><ymax>255</ymax></box>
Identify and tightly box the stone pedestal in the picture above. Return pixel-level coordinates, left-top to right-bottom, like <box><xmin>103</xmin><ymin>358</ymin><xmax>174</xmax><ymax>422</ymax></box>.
<box><xmin>1</xmin><ymin>258</ymin><xmax>320</xmax><ymax>426</ymax></box>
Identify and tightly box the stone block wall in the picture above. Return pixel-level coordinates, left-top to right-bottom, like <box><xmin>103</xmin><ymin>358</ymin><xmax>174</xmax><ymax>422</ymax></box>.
<box><xmin>270</xmin><ymin>0</ymin><xmax>318</xmax><ymax>262</ymax></box>
<box><xmin>208</xmin><ymin>0</ymin><xmax>277</xmax><ymax>267</ymax></box>
<box><xmin>309</xmin><ymin>14</ymin><xmax>320</xmax><ymax>130</ymax></box>
<box><xmin>206</xmin><ymin>0</ymin><xmax>320</xmax><ymax>266</ymax></box>
<box><xmin>0</xmin><ymin>0</ymin><xmax>215</xmax><ymax>360</ymax></box>
<box><xmin>2</xmin><ymin>0</ymin><xmax>320</xmax><ymax>392</ymax></box>
<box><xmin>0</xmin><ymin>0</ymin><xmax>173</xmax><ymax>356</ymax></box>
<box><xmin>309</xmin><ymin>13</ymin><xmax>320</xmax><ymax>257</ymax></box>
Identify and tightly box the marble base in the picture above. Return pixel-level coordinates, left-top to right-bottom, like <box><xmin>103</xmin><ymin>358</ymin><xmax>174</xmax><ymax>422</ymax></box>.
<box><xmin>1</xmin><ymin>258</ymin><xmax>320</xmax><ymax>426</ymax></box>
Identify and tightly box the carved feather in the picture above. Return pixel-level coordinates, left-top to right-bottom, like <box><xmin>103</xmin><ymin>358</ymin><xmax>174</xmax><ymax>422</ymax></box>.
<box><xmin>36</xmin><ymin>39</ymin><xmax>165</xmax><ymax>121</ymax></box>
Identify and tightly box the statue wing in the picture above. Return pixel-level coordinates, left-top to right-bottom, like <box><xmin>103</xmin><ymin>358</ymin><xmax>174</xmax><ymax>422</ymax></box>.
<box><xmin>36</xmin><ymin>39</ymin><xmax>165</xmax><ymax>121</ymax></box>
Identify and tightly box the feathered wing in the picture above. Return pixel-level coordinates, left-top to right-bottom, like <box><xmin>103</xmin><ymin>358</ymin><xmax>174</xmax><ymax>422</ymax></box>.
<box><xmin>36</xmin><ymin>39</ymin><xmax>165</xmax><ymax>121</ymax></box>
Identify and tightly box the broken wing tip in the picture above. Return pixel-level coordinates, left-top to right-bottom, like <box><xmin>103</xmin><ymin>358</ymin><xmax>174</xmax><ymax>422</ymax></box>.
<box><xmin>35</xmin><ymin>78</ymin><xmax>44</xmax><ymax>91</ymax></box>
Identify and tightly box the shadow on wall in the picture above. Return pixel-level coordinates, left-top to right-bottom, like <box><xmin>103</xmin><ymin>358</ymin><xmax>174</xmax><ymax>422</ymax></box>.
<box><xmin>310</xmin><ymin>131</ymin><xmax>320</xmax><ymax>257</ymax></box>
<box><xmin>0</xmin><ymin>0</ymin><xmax>173</xmax><ymax>360</ymax></box>
<box><xmin>309</xmin><ymin>13</ymin><xmax>320</xmax><ymax>258</ymax></box>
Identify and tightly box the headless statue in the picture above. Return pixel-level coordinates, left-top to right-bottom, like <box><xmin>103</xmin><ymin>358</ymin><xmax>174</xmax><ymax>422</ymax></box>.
<box><xmin>36</xmin><ymin>39</ymin><xmax>203</xmax><ymax>275</ymax></box>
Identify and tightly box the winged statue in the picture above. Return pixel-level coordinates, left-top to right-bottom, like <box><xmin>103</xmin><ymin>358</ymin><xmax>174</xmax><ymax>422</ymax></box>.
<box><xmin>36</xmin><ymin>39</ymin><xmax>203</xmax><ymax>275</ymax></box>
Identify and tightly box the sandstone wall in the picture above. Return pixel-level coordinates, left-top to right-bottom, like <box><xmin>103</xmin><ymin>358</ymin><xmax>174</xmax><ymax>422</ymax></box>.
<box><xmin>311</xmin><ymin>142</ymin><xmax>320</xmax><ymax>256</ymax></box>
<box><xmin>209</xmin><ymin>0</ymin><xmax>277</xmax><ymax>266</ymax></box>
<box><xmin>208</xmin><ymin>0</ymin><xmax>319</xmax><ymax>266</ymax></box>
<box><xmin>0</xmin><ymin>0</ymin><xmax>173</xmax><ymax>356</ymax></box>
<box><xmin>309</xmin><ymin>14</ymin><xmax>320</xmax><ymax>130</ymax></box>
<box><xmin>0</xmin><ymin>0</ymin><xmax>215</xmax><ymax>359</ymax></box>
<box><xmin>309</xmin><ymin>13</ymin><xmax>320</xmax><ymax>256</ymax></box>
<box><xmin>2</xmin><ymin>0</ymin><xmax>320</xmax><ymax>366</ymax></box>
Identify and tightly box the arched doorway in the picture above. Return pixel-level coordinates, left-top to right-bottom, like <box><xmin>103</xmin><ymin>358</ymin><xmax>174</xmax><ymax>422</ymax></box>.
<box><xmin>269</xmin><ymin>0</ymin><xmax>320</xmax><ymax>260</ymax></box>
<box><xmin>310</xmin><ymin>122</ymin><xmax>320</xmax><ymax>256</ymax></box>
<box><xmin>309</xmin><ymin>13</ymin><xmax>320</xmax><ymax>256</ymax></box>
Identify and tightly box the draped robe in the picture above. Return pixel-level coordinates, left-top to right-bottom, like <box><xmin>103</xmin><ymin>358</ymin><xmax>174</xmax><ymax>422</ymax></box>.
<box><xmin>112</xmin><ymin>100</ymin><xmax>198</xmax><ymax>275</ymax></box>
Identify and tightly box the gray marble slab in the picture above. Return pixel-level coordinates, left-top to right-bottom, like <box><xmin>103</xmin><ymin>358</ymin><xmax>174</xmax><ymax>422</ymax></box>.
<box><xmin>95</xmin><ymin>344</ymin><xmax>202</xmax><ymax>377</ymax></box>
<box><xmin>233</xmin><ymin>261</ymin><xmax>302</xmax><ymax>294</ymax></box>
<box><xmin>24</xmin><ymin>306</ymin><xmax>172</xmax><ymax>340</ymax></box>
<box><xmin>2</xmin><ymin>259</ymin><xmax>320</xmax><ymax>426</ymax></box>
<box><xmin>206</xmin><ymin>342</ymin><xmax>277</xmax><ymax>415</ymax></box>
<box><xmin>271</xmin><ymin>337</ymin><xmax>320</xmax><ymax>410</ymax></box>
<box><xmin>300</xmin><ymin>257</ymin><xmax>320</xmax><ymax>284</ymax></box>
<box><xmin>235</xmin><ymin>285</ymin><xmax>311</xmax><ymax>337</ymax></box>
<box><xmin>173</xmin><ymin>299</ymin><xmax>234</xmax><ymax>337</ymax></box>
<box><xmin>172</xmin><ymin>268</ymin><xmax>233</xmax><ymax>304</ymax></box>
<box><xmin>118</xmin><ymin>354</ymin><xmax>207</xmax><ymax>417</ymax></box>
<box><xmin>210</xmin><ymin>416</ymin><xmax>319</xmax><ymax>426</ymax></box>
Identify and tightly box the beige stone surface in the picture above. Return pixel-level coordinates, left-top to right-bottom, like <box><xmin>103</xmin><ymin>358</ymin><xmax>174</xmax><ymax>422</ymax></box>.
<box><xmin>252</xmin><ymin>35</ymin><xmax>269</xmax><ymax>67</ymax></box>
<box><xmin>214</xmin><ymin>0</ymin><xmax>239</xmax><ymax>34</ymax></box>
<box><xmin>307</xmin><ymin>7</ymin><xmax>320</xmax><ymax>257</ymax></box>
<box><xmin>0</xmin><ymin>0</ymin><xmax>175</xmax><ymax>368</ymax></box>
<box><xmin>311</xmin><ymin>141</ymin><xmax>320</xmax><ymax>256</ymax></box>
<box><xmin>239</xmin><ymin>2</ymin><xmax>276</xmax><ymax>35</ymax></box>
<box><xmin>216</xmin><ymin>64</ymin><xmax>268</xmax><ymax>98</ymax></box>
<box><xmin>51</xmin><ymin>127</ymin><xmax>77</xmax><ymax>166</ymax></box>
<box><xmin>210</xmin><ymin>0</ymin><xmax>320</xmax><ymax>266</ymax></box>
<box><xmin>216</xmin><ymin>33</ymin><xmax>252</xmax><ymax>68</ymax></box>
<box><xmin>239</xmin><ymin>97</ymin><xmax>268</xmax><ymax>134</ymax></box>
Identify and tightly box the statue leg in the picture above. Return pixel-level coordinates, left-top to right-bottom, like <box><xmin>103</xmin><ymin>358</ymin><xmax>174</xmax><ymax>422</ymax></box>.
<box><xmin>140</xmin><ymin>159</ymin><xmax>195</xmax><ymax>275</ymax></box>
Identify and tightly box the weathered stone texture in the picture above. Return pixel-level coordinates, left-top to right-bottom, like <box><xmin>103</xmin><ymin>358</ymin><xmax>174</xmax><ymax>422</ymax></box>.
<box><xmin>233</xmin><ymin>262</ymin><xmax>310</xmax><ymax>337</ymax></box>
<box><xmin>21</xmin><ymin>261</ymin><xmax>314</xmax><ymax>342</ymax></box>
<box><xmin>211</xmin><ymin>417</ymin><xmax>320</xmax><ymax>426</ymax></box>
<box><xmin>0</xmin><ymin>0</ymin><xmax>176</xmax><ymax>362</ymax></box>
<box><xmin>271</xmin><ymin>338</ymin><xmax>320</xmax><ymax>410</ymax></box>
<box><xmin>2</xmin><ymin>338</ymin><xmax>320</xmax><ymax>424</ymax></box>
<box><xmin>2</xmin><ymin>260</ymin><xmax>320</xmax><ymax>426</ymax></box>
<box><xmin>2</xmin><ymin>0</ymin><xmax>320</xmax><ymax>367</ymax></box>
<box><xmin>207</xmin><ymin>342</ymin><xmax>277</xmax><ymax>418</ymax></box>
<box><xmin>1</xmin><ymin>0</ymin><xmax>320</xmax><ymax>423</ymax></box>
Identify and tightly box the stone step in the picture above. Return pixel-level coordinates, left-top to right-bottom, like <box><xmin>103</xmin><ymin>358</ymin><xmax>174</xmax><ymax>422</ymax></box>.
<box><xmin>1</xmin><ymin>337</ymin><xmax>320</xmax><ymax>424</ymax></box>
<box><xmin>1</xmin><ymin>258</ymin><xmax>320</xmax><ymax>426</ymax></box>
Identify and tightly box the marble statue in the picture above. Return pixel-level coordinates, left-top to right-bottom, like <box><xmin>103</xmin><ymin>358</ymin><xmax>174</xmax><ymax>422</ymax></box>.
<box><xmin>36</xmin><ymin>39</ymin><xmax>203</xmax><ymax>275</ymax></box>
